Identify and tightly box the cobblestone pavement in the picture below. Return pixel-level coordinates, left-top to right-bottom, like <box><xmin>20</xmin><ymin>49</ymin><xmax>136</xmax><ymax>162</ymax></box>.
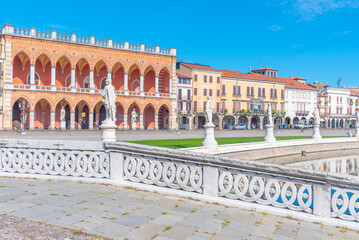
<box><xmin>0</xmin><ymin>128</ymin><xmax>346</xmax><ymax>142</ymax></box>
<box><xmin>0</xmin><ymin>177</ymin><xmax>357</xmax><ymax>240</ymax></box>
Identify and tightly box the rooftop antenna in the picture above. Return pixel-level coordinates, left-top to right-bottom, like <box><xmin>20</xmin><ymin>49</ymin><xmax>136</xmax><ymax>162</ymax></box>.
<box><xmin>337</xmin><ymin>77</ymin><xmax>342</xmax><ymax>88</ymax></box>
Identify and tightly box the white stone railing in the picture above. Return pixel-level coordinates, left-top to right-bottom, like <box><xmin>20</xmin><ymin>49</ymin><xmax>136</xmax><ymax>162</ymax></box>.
<box><xmin>2</xmin><ymin>139</ymin><xmax>359</xmax><ymax>226</ymax></box>
<box><xmin>1</xmin><ymin>24</ymin><xmax>176</xmax><ymax>56</ymax></box>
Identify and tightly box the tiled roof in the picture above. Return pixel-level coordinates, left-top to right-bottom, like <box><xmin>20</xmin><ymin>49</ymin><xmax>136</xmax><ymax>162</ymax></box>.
<box><xmin>308</xmin><ymin>83</ymin><xmax>327</xmax><ymax>88</ymax></box>
<box><xmin>252</xmin><ymin>67</ymin><xmax>277</xmax><ymax>71</ymax></box>
<box><xmin>276</xmin><ymin>77</ymin><xmax>317</xmax><ymax>91</ymax></box>
<box><xmin>180</xmin><ymin>62</ymin><xmax>222</xmax><ymax>73</ymax></box>
<box><xmin>177</xmin><ymin>73</ymin><xmax>191</xmax><ymax>78</ymax></box>
<box><xmin>220</xmin><ymin>70</ymin><xmax>285</xmax><ymax>83</ymax></box>
<box><xmin>318</xmin><ymin>93</ymin><xmax>327</xmax><ymax>97</ymax></box>
<box><xmin>350</xmin><ymin>90</ymin><xmax>359</xmax><ymax>96</ymax></box>
<box><xmin>289</xmin><ymin>76</ymin><xmax>306</xmax><ymax>80</ymax></box>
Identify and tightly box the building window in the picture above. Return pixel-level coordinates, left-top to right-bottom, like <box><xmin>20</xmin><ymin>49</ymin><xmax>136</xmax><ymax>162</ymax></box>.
<box><xmin>217</xmin><ymin>77</ymin><xmax>220</xmax><ymax>84</ymax></box>
<box><xmin>237</xmin><ymin>86</ymin><xmax>241</xmax><ymax>95</ymax></box>
<box><xmin>233</xmin><ymin>86</ymin><xmax>236</xmax><ymax>95</ymax></box>
<box><xmin>270</xmin><ymin>89</ymin><xmax>273</xmax><ymax>98</ymax></box>
<box><xmin>251</xmin><ymin>87</ymin><xmax>254</xmax><ymax>96</ymax></box>
<box><xmin>178</xmin><ymin>78</ymin><xmax>181</xmax><ymax>84</ymax></box>
<box><xmin>247</xmin><ymin>87</ymin><xmax>250</xmax><ymax>96</ymax></box>
<box><xmin>209</xmin><ymin>89</ymin><xmax>213</xmax><ymax>96</ymax></box>
<box><xmin>194</xmin><ymin>88</ymin><xmax>198</xmax><ymax>96</ymax></box>
<box><xmin>209</xmin><ymin>76</ymin><xmax>213</xmax><ymax>83</ymax></box>
<box><xmin>194</xmin><ymin>101</ymin><xmax>197</xmax><ymax>112</ymax></box>
<box><xmin>217</xmin><ymin>90</ymin><xmax>220</xmax><ymax>97</ymax></box>
<box><xmin>203</xmin><ymin>89</ymin><xmax>207</xmax><ymax>96</ymax></box>
<box><xmin>258</xmin><ymin>87</ymin><xmax>261</xmax><ymax>97</ymax></box>
<box><xmin>274</xmin><ymin>89</ymin><xmax>277</xmax><ymax>98</ymax></box>
<box><xmin>203</xmin><ymin>102</ymin><xmax>206</xmax><ymax>112</ymax></box>
<box><xmin>216</xmin><ymin>102</ymin><xmax>220</xmax><ymax>113</ymax></box>
<box><xmin>194</xmin><ymin>74</ymin><xmax>198</xmax><ymax>82</ymax></box>
<box><xmin>281</xmin><ymin>89</ymin><xmax>284</xmax><ymax>99</ymax></box>
<box><xmin>221</xmin><ymin>101</ymin><xmax>225</xmax><ymax>111</ymax></box>
<box><xmin>222</xmin><ymin>85</ymin><xmax>226</xmax><ymax>95</ymax></box>
<box><xmin>262</xmin><ymin>88</ymin><xmax>265</xmax><ymax>97</ymax></box>
<box><xmin>204</xmin><ymin>75</ymin><xmax>207</xmax><ymax>83</ymax></box>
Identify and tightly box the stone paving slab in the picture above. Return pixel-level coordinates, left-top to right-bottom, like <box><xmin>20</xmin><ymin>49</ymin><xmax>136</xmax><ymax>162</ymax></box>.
<box><xmin>0</xmin><ymin>177</ymin><xmax>358</xmax><ymax>240</ymax></box>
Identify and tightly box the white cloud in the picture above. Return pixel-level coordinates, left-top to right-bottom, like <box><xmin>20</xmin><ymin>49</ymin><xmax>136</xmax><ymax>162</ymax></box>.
<box><xmin>270</xmin><ymin>25</ymin><xmax>282</xmax><ymax>31</ymax></box>
<box><xmin>293</xmin><ymin>0</ymin><xmax>359</xmax><ymax>21</ymax></box>
<box><xmin>333</xmin><ymin>30</ymin><xmax>353</xmax><ymax>35</ymax></box>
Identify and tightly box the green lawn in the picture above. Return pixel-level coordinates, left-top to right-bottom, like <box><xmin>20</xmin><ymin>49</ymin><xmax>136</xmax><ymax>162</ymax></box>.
<box><xmin>125</xmin><ymin>136</ymin><xmax>340</xmax><ymax>149</ymax></box>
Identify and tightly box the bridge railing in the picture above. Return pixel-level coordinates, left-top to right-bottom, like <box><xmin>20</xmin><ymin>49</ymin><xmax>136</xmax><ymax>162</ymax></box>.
<box><xmin>1</xmin><ymin>139</ymin><xmax>359</xmax><ymax>225</ymax></box>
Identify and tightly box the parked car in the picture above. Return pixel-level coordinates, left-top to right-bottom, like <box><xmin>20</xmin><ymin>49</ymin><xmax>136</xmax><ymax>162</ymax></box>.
<box><xmin>305</xmin><ymin>124</ymin><xmax>313</xmax><ymax>128</ymax></box>
<box><xmin>233</xmin><ymin>124</ymin><xmax>247</xmax><ymax>130</ymax></box>
<box><xmin>294</xmin><ymin>122</ymin><xmax>305</xmax><ymax>129</ymax></box>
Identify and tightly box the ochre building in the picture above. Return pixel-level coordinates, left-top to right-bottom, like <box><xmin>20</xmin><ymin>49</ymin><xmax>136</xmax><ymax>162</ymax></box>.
<box><xmin>0</xmin><ymin>24</ymin><xmax>177</xmax><ymax>130</ymax></box>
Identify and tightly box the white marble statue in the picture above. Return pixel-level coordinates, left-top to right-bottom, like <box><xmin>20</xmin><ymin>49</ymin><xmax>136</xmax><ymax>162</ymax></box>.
<box><xmin>102</xmin><ymin>78</ymin><xmax>116</xmax><ymax>122</ymax></box>
<box><xmin>356</xmin><ymin>112</ymin><xmax>359</xmax><ymax>123</ymax></box>
<box><xmin>313</xmin><ymin>107</ymin><xmax>320</xmax><ymax>125</ymax></box>
<box><xmin>267</xmin><ymin>104</ymin><xmax>273</xmax><ymax>126</ymax></box>
<box><xmin>60</xmin><ymin>106</ymin><xmax>66</xmax><ymax>122</ymax></box>
<box><xmin>131</xmin><ymin>109</ymin><xmax>137</xmax><ymax>123</ymax></box>
<box><xmin>205</xmin><ymin>96</ymin><xmax>213</xmax><ymax>124</ymax></box>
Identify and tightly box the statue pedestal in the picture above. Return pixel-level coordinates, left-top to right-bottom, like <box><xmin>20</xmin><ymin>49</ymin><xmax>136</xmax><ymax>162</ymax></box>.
<box><xmin>264</xmin><ymin>124</ymin><xmax>276</xmax><ymax>143</ymax></box>
<box><xmin>312</xmin><ymin>124</ymin><xmax>322</xmax><ymax>141</ymax></box>
<box><xmin>354</xmin><ymin>125</ymin><xmax>359</xmax><ymax>139</ymax></box>
<box><xmin>100</xmin><ymin>119</ymin><xmax>117</xmax><ymax>142</ymax></box>
<box><xmin>131</xmin><ymin>121</ymin><xmax>136</xmax><ymax>130</ymax></box>
<box><xmin>60</xmin><ymin>120</ymin><xmax>66</xmax><ymax>130</ymax></box>
<box><xmin>201</xmin><ymin>123</ymin><xmax>218</xmax><ymax>152</ymax></box>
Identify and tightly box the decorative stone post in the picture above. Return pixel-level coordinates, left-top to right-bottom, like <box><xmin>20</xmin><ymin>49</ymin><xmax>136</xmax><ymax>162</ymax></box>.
<box><xmin>202</xmin><ymin>97</ymin><xmax>218</xmax><ymax>152</ymax></box>
<box><xmin>130</xmin><ymin>109</ymin><xmax>137</xmax><ymax>130</ymax></box>
<box><xmin>354</xmin><ymin>113</ymin><xmax>359</xmax><ymax>139</ymax></box>
<box><xmin>100</xmin><ymin>78</ymin><xmax>117</xmax><ymax>142</ymax></box>
<box><xmin>264</xmin><ymin>105</ymin><xmax>276</xmax><ymax>143</ymax></box>
<box><xmin>312</xmin><ymin>107</ymin><xmax>322</xmax><ymax>141</ymax></box>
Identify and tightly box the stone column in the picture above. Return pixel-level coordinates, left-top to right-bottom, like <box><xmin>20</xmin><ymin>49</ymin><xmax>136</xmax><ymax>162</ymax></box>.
<box><xmin>259</xmin><ymin>116</ymin><xmax>264</xmax><ymax>130</ymax></box>
<box><xmin>313</xmin><ymin>184</ymin><xmax>331</xmax><ymax>218</ymax></box>
<box><xmin>89</xmin><ymin>70</ymin><xmax>94</xmax><ymax>91</ymax></box>
<box><xmin>202</xmin><ymin>121</ymin><xmax>218</xmax><ymax>152</ymax></box>
<box><xmin>247</xmin><ymin>117</ymin><xmax>251</xmax><ymax>129</ymax></box>
<box><xmin>124</xmin><ymin>73</ymin><xmax>129</xmax><ymax>95</ymax></box>
<box><xmin>140</xmin><ymin>75</ymin><xmax>144</xmax><ymax>96</ymax></box>
<box><xmin>70</xmin><ymin>111</ymin><xmax>75</xmax><ymax>130</ymax></box>
<box><xmin>71</xmin><ymin>68</ymin><xmax>76</xmax><ymax>92</ymax></box>
<box><xmin>30</xmin><ymin>64</ymin><xmax>35</xmax><ymax>88</ymax></box>
<box><xmin>89</xmin><ymin>112</ymin><xmax>94</xmax><ymax>130</ymax></box>
<box><xmin>218</xmin><ymin>115</ymin><xmax>223</xmax><ymax>130</ymax></box>
<box><xmin>169</xmin><ymin>77</ymin><xmax>173</xmax><ymax>96</ymax></box>
<box><xmin>29</xmin><ymin>110</ymin><xmax>35</xmax><ymax>130</ymax></box>
<box><xmin>189</xmin><ymin>115</ymin><xmax>193</xmax><ymax>130</ymax></box>
<box><xmin>50</xmin><ymin>111</ymin><xmax>55</xmax><ymax>130</ymax></box>
<box><xmin>51</xmin><ymin>66</ymin><xmax>56</xmax><ymax>91</ymax></box>
<box><xmin>139</xmin><ymin>113</ymin><xmax>144</xmax><ymax>130</ymax></box>
<box><xmin>107</xmin><ymin>71</ymin><xmax>112</xmax><ymax>83</ymax></box>
<box><xmin>312</xmin><ymin>123</ymin><xmax>322</xmax><ymax>141</ymax></box>
<box><xmin>123</xmin><ymin>112</ymin><xmax>128</xmax><ymax>130</ymax></box>
<box><xmin>264</xmin><ymin>123</ymin><xmax>276</xmax><ymax>144</ymax></box>
<box><xmin>154</xmin><ymin>113</ymin><xmax>159</xmax><ymax>130</ymax></box>
<box><xmin>155</xmin><ymin>76</ymin><xmax>159</xmax><ymax>97</ymax></box>
<box><xmin>234</xmin><ymin>116</ymin><xmax>238</xmax><ymax>126</ymax></box>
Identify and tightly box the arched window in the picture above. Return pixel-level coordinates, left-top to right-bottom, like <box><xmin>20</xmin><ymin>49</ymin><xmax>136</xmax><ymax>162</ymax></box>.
<box><xmin>131</xmin><ymin>79</ymin><xmax>140</xmax><ymax>91</ymax></box>
<box><xmin>26</xmin><ymin>72</ymin><xmax>40</xmax><ymax>85</ymax></box>
<box><xmin>83</xmin><ymin>75</ymin><xmax>90</xmax><ymax>88</ymax></box>
<box><xmin>65</xmin><ymin>74</ymin><xmax>77</xmax><ymax>87</ymax></box>
<box><xmin>100</xmin><ymin>77</ymin><xmax>107</xmax><ymax>89</ymax></box>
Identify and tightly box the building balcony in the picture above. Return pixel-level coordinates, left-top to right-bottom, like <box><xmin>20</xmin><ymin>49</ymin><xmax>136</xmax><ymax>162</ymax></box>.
<box><xmin>11</xmin><ymin>84</ymin><xmax>172</xmax><ymax>98</ymax></box>
<box><xmin>295</xmin><ymin>111</ymin><xmax>309</xmax><ymax>116</ymax></box>
<box><xmin>178</xmin><ymin>110</ymin><xmax>191</xmax><ymax>115</ymax></box>
<box><xmin>178</xmin><ymin>95</ymin><xmax>192</xmax><ymax>101</ymax></box>
<box><xmin>327</xmin><ymin>113</ymin><xmax>354</xmax><ymax>118</ymax></box>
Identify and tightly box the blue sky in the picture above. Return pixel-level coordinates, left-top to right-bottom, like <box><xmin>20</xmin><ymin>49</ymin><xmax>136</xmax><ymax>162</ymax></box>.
<box><xmin>1</xmin><ymin>0</ymin><xmax>359</xmax><ymax>86</ymax></box>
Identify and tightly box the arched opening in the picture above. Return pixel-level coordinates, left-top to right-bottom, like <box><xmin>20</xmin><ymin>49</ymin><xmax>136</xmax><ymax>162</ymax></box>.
<box><xmin>12</xmin><ymin>98</ymin><xmax>30</xmax><ymax>130</ymax></box>
<box><xmin>128</xmin><ymin>103</ymin><xmax>140</xmax><ymax>129</ymax></box>
<box><xmin>223</xmin><ymin>116</ymin><xmax>235</xmax><ymax>129</ymax></box>
<box><xmin>75</xmin><ymin>101</ymin><xmax>89</xmax><ymax>129</ymax></box>
<box><xmin>34</xmin><ymin>99</ymin><xmax>51</xmax><ymax>129</ymax></box>
<box><xmin>35</xmin><ymin>54</ymin><xmax>51</xmax><ymax>86</ymax></box>
<box><xmin>100</xmin><ymin>77</ymin><xmax>107</xmax><ymax>89</ymax></box>
<box><xmin>158</xmin><ymin>105</ymin><xmax>169</xmax><ymax>130</ymax></box>
<box><xmin>180</xmin><ymin>116</ymin><xmax>189</xmax><ymax>130</ymax></box>
<box><xmin>213</xmin><ymin>115</ymin><xmax>220</xmax><ymax>128</ymax></box>
<box><xmin>55</xmin><ymin>56</ymin><xmax>71</xmax><ymax>87</ymax></box>
<box><xmin>332</xmin><ymin>119</ymin><xmax>336</xmax><ymax>128</ymax></box>
<box><xmin>75</xmin><ymin>58</ymin><xmax>90</xmax><ymax>88</ymax></box>
<box><xmin>115</xmin><ymin>103</ymin><xmax>125</xmax><ymax>128</ymax></box>
<box><xmin>340</xmin><ymin>119</ymin><xmax>344</xmax><ymax>128</ymax></box>
<box><xmin>300</xmin><ymin>117</ymin><xmax>306</xmax><ymax>124</ymax></box>
<box><xmin>144</xmin><ymin>67</ymin><xmax>156</xmax><ymax>93</ymax></box>
<box><xmin>328</xmin><ymin>119</ymin><xmax>331</xmax><ymax>128</ymax></box>
<box><xmin>239</xmin><ymin>116</ymin><xmax>248</xmax><ymax>127</ymax></box>
<box><xmin>144</xmin><ymin>104</ymin><xmax>155</xmax><ymax>129</ymax></box>
<box><xmin>308</xmin><ymin>117</ymin><xmax>314</xmax><ymax>125</ymax></box>
<box><xmin>159</xmin><ymin>68</ymin><xmax>170</xmax><ymax>93</ymax></box>
<box><xmin>12</xmin><ymin>52</ymin><xmax>30</xmax><ymax>85</ymax></box>
<box><xmin>129</xmin><ymin>64</ymin><xmax>141</xmax><ymax>92</ymax></box>
<box><xmin>293</xmin><ymin>117</ymin><xmax>299</xmax><ymax>125</ymax></box>
<box><xmin>26</xmin><ymin>72</ymin><xmax>40</xmax><ymax>85</ymax></box>
<box><xmin>285</xmin><ymin>117</ymin><xmax>291</xmax><ymax>128</ymax></box>
<box><xmin>250</xmin><ymin>116</ymin><xmax>260</xmax><ymax>129</ymax></box>
<box><xmin>55</xmin><ymin>99</ymin><xmax>71</xmax><ymax>129</ymax></box>
<box><xmin>274</xmin><ymin>117</ymin><xmax>282</xmax><ymax>128</ymax></box>
<box><xmin>112</xmin><ymin>62</ymin><xmax>124</xmax><ymax>90</ymax></box>
<box><xmin>93</xmin><ymin>102</ymin><xmax>106</xmax><ymax>128</ymax></box>
<box><xmin>94</xmin><ymin>60</ymin><xmax>108</xmax><ymax>89</ymax></box>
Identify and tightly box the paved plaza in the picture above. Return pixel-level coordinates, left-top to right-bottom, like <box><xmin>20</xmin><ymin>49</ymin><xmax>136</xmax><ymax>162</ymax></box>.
<box><xmin>0</xmin><ymin>177</ymin><xmax>357</xmax><ymax>240</ymax></box>
<box><xmin>0</xmin><ymin>128</ymin><xmax>348</xmax><ymax>142</ymax></box>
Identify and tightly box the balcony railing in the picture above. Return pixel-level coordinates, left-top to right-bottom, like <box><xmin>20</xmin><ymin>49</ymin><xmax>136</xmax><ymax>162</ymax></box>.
<box><xmin>178</xmin><ymin>95</ymin><xmax>192</xmax><ymax>101</ymax></box>
<box><xmin>296</xmin><ymin>111</ymin><xmax>309</xmax><ymax>116</ymax></box>
<box><xmin>178</xmin><ymin>110</ymin><xmax>191</xmax><ymax>115</ymax></box>
<box><xmin>11</xmin><ymin>84</ymin><xmax>171</xmax><ymax>98</ymax></box>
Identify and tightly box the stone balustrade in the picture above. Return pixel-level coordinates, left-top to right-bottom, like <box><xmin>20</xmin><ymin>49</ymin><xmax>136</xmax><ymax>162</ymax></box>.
<box><xmin>1</xmin><ymin>24</ymin><xmax>176</xmax><ymax>56</ymax></box>
<box><xmin>1</xmin><ymin>139</ymin><xmax>359</xmax><ymax>226</ymax></box>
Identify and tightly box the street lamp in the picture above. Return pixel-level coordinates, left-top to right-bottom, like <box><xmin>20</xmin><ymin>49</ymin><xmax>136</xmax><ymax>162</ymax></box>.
<box><xmin>18</xmin><ymin>100</ymin><xmax>29</xmax><ymax>134</ymax></box>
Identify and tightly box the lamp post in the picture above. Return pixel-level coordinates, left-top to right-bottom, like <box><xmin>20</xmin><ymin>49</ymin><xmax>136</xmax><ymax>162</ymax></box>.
<box><xmin>18</xmin><ymin>100</ymin><xmax>29</xmax><ymax>134</ymax></box>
